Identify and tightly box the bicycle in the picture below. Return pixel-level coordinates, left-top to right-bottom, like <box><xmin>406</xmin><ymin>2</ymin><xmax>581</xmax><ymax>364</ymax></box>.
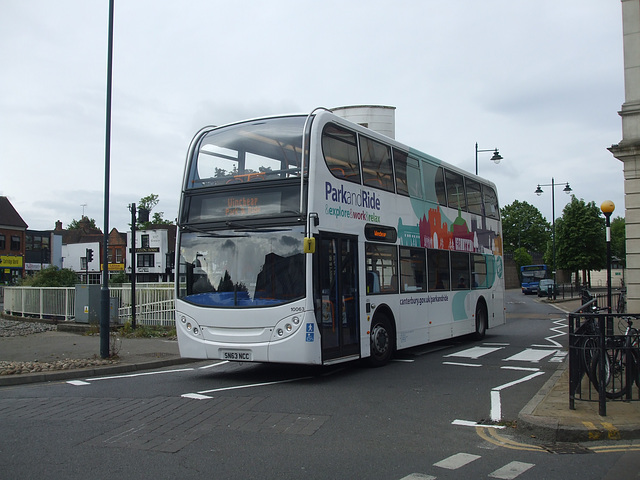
<box><xmin>590</xmin><ymin>317</ymin><xmax>640</xmax><ymax>399</ymax></box>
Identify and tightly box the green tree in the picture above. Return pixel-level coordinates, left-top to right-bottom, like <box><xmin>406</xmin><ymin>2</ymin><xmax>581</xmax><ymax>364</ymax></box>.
<box><xmin>611</xmin><ymin>216</ymin><xmax>626</xmax><ymax>267</ymax></box>
<box><xmin>20</xmin><ymin>266</ymin><xmax>78</xmax><ymax>287</ymax></box>
<box><xmin>500</xmin><ymin>200</ymin><xmax>550</xmax><ymax>254</ymax></box>
<box><xmin>555</xmin><ymin>196</ymin><xmax>606</xmax><ymax>286</ymax></box>
<box><xmin>67</xmin><ymin>217</ymin><xmax>98</xmax><ymax>230</ymax></box>
<box><xmin>513</xmin><ymin>247</ymin><xmax>533</xmax><ymax>282</ymax></box>
<box><xmin>137</xmin><ymin>193</ymin><xmax>173</xmax><ymax>228</ymax></box>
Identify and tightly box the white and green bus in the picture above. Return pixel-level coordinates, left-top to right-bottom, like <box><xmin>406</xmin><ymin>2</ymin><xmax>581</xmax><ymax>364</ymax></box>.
<box><xmin>175</xmin><ymin>107</ymin><xmax>505</xmax><ymax>366</ymax></box>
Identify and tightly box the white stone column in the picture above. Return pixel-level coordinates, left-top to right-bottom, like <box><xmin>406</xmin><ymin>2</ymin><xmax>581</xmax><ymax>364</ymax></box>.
<box><xmin>610</xmin><ymin>0</ymin><xmax>640</xmax><ymax>312</ymax></box>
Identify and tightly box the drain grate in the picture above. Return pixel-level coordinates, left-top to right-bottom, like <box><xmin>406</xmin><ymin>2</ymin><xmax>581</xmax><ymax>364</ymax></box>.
<box><xmin>542</xmin><ymin>443</ymin><xmax>593</xmax><ymax>454</ymax></box>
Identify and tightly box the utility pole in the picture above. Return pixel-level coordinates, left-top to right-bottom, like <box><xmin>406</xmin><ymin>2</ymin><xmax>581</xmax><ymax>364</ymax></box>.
<box><xmin>129</xmin><ymin>203</ymin><xmax>137</xmax><ymax>329</ymax></box>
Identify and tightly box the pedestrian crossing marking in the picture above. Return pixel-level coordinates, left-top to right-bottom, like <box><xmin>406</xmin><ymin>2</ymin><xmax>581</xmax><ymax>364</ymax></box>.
<box><xmin>488</xmin><ymin>461</ymin><xmax>534</xmax><ymax>479</ymax></box>
<box><xmin>444</xmin><ymin>346</ymin><xmax>503</xmax><ymax>359</ymax></box>
<box><xmin>433</xmin><ymin>452</ymin><xmax>481</xmax><ymax>470</ymax></box>
<box><xmin>503</xmin><ymin>348</ymin><xmax>556</xmax><ymax>363</ymax></box>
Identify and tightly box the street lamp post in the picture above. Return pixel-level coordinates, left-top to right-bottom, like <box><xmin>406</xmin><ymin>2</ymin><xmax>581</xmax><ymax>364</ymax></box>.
<box><xmin>535</xmin><ymin>178</ymin><xmax>572</xmax><ymax>299</ymax></box>
<box><xmin>475</xmin><ymin>142</ymin><xmax>503</xmax><ymax>176</ymax></box>
<box><xmin>601</xmin><ymin>201</ymin><xmax>615</xmax><ymax>336</ymax></box>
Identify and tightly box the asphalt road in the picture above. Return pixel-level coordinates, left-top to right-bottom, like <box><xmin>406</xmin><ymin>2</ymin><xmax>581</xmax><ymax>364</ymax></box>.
<box><xmin>1</xmin><ymin>290</ymin><xmax>639</xmax><ymax>479</ymax></box>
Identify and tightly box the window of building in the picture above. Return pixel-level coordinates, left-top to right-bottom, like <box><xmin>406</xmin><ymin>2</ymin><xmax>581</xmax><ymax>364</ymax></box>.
<box><xmin>360</xmin><ymin>136</ymin><xmax>394</xmax><ymax>192</ymax></box>
<box><xmin>10</xmin><ymin>236</ymin><xmax>20</xmax><ymax>251</ymax></box>
<box><xmin>141</xmin><ymin>234</ymin><xmax>150</xmax><ymax>248</ymax></box>
<box><xmin>137</xmin><ymin>254</ymin><xmax>154</xmax><ymax>268</ymax></box>
<box><xmin>427</xmin><ymin>249</ymin><xmax>450</xmax><ymax>291</ymax></box>
<box><xmin>0</xmin><ymin>234</ymin><xmax>6</xmax><ymax>250</ymax></box>
<box><xmin>365</xmin><ymin>243</ymin><xmax>398</xmax><ymax>294</ymax></box>
<box><xmin>451</xmin><ymin>251</ymin><xmax>471</xmax><ymax>290</ymax></box>
<box><xmin>116</xmin><ymin>249</ymin><xmax>123</xmax><ymax>263</ymax></box>
<box><xmin>322</xmin><ymin>123</ymin><xmax>361</xmax><ymax>184</ymax></box>
<box><xmin>400</xmin><ymin>247</ymin><xmax>426</xmax><ymax>293</ymax></box>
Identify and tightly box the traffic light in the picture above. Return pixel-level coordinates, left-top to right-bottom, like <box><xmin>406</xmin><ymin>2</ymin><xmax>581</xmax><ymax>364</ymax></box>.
<box><xmin>86</xmin><ymin>248</ymin><xmax>94</xmax><ymax>263</ymax></box>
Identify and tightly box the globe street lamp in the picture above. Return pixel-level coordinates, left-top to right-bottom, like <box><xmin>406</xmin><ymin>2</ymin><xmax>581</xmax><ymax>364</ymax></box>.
<box><xmin>535</xmin><ymin>178</ymin><xmax>572</xmax><ymax>299</ymax></box>
<box><xmin>475</xmin><ymin>143</ymin><xmax>503</xmax><ymax>176</ymax></box>
<box><xmin>601</xmin><ymin>201</ymin><xmax>615</xmax><ymax>333</ymax></box>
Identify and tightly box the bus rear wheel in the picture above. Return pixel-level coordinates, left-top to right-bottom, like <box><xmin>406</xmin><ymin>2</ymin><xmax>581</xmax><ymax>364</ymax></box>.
<box><xmin>369</xmin><ymin>314</ymin><xmax>394</xmax><ymax>367</ymax></box>
<box><xmin>474</xmin><ymin>303</ymin><xmax>487</xmax><ymax>340</ymax></box>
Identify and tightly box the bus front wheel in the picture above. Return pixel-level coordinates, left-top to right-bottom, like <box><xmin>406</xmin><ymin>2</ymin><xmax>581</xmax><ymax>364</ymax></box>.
<box><xmin>369</xmin><ymin>314</ymin><xmax>394</xmax><ymax>367</ymax></box>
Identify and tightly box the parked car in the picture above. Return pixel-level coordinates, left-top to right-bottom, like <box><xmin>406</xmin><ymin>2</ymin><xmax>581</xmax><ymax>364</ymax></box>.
<box><xmin>537</xmin><ymin>279</ymin><xmax>556</xmax><ymax>297</ymax></box>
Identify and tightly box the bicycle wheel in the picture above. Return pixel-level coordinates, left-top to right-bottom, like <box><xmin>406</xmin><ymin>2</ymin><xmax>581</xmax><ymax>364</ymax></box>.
<box><xmin>581</xmin><ymin>336</ymin><xmax>599</xmax><ymax>381</ymax></box>
<box><xmin>590</xmin><ymin>349</ymin><xmax>627</xmax><ymax>399</ymax></box>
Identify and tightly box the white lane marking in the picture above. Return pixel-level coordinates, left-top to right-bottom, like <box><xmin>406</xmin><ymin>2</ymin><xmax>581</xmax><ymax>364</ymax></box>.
<box><xmin>503</xmin><ymin>348</ymin><xmax>556</xmax><ymax>363</ymax></box>
<box><xmin>85</xmin><ymin>367</ymin><xmax>194</xmax><ymax>382</ymax></box>
<box><xmin>198</xmin><ymin>361</ymin><xmax>229</xmax><ymax>369</ymax></box>
<box><xmin>452</xmin><ymin>419</ymin><xmax>505</xmax><ymax>429</ymax></box>
<box><xmin>399</xmin><ymin>474</ymin><xmax>436</xmax><ymax>480</ymax></box>
<box><xmin>443</xmin><ymin>361</ymin><xmax>482</xmax><ymax>367</ymax></box>
<box><xmin>493</xmin><ymin>371</ymin><xmax>545</xmax><ymax>392</ymax></box>
<box><xmin>392</xmin><ymin>358</ymin><xmax>415</xmax><ymax>363</ymax></box>
<box><xmin>489</xmin><ymin>461</ymin><xmax>535</xmax><ymax>479</ymax></box>
<box><xmin>434</xmin><ymin>452</ymin><xmax>481</xmax><ymax>470</ymax></box>
<box><xmin>444</xmin><ymin>346</ymin><xmax>503</xmax><ymax>359</ymax></box>
<box><xmin>490</xmin><ymin>371</ymin><xmax>545</xmax><ymax>422</ymax></box>
<box><xmin>532</xmin><ymin>317</ymin><xmax>567</xmax><ymax>348</ymax></box>
<box><xmin>501</xmin><ymin>366</ymin><xmax>540</xmax><ymax>372</ymax></box>
<box><xmin>195</xmin><ymin>376</ymin><xmax>313</xmax><ymax>394</ymax></box>
<box><xmin>181</xmin><ymin>393</ymin><xmax>213</xmax><ymax>400</ymax></box>
<box><xmin>67</xmin><ymin>380</ymin><xmax>91</xmax><ymax>386</ymax></box>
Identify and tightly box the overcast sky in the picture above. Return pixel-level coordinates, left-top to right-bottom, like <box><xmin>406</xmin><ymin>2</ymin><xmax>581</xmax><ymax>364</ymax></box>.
<box><xmin>0</xmin><ymin>1</ymin><xmax>626</xmax><ymax>233</ymax></box>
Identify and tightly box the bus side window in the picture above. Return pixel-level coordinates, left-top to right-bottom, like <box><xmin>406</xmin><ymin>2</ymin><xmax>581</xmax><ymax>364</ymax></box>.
<box><xmin>472</xmin><ymin>254</ymin><xmax>487</xmax><ymax>288</ymax></box>
<box><xmin>427</xmin><ymin>249</ymin><xmax>450</xmax><ymax>291</ymax></box>
<box><xmin>466</xmin><ymin>179</ymin><xmax>483</xmax><ymax>216</ymax></box>
<box><xmin>322</xmin><ymin>124</ymin><xmax>361</xmax><ymax>184</ymax></box>
<box><xmin>445</xmin><ymin>170</ymin><xmax>466</xmax><ymax>211</ymax></box>
<box><xmin>451</xmin><ymin>251</ymin><xmax>471</xmax><ymax>291</ymax></box>
<box><xmin>483</xmin><ymin>185</ymin><xmax>500</xmax><ymax>219</ymax></box>
<box><xmin>360</xmin><ymin>136</ymin><xmax>394</xmax><ymax>192</ymax></box>
<box><xmin>434</xmin><ymin>167</ymin><xmax>447</xmax><ymax>206</ymax></box>
<box><xmin>365</xmin><ymin>243</ymin><xmax>398</xmax><ymax>294</ymax></box>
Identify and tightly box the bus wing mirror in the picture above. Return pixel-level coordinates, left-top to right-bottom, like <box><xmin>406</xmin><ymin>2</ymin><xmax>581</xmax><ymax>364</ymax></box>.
<box><xmin>304</xmin><ymin>237</ymin><xmax>316</xmax><ymax>254</ymax></box>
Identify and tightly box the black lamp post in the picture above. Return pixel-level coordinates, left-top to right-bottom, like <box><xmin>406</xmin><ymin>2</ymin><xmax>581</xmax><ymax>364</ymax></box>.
<box><xmin>475</xmin><ymin>142</ymin><xmax>502</xmax><ymax>175</ymax></box>
<box><xmin>535</xmin><ymin>178</ymin><xmax>572</xmax><ymax>299</ymax></box>
<box><xmin>601</xmin><ymin>201</ymin><xmax>615</xmax><ymax>335</ymax></box>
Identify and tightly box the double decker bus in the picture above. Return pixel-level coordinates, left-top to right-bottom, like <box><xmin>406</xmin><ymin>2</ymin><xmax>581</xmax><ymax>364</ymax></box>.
<box><xmin>520</xmin><ymin>264</ymin><xmax>548</xmax><ymax>294</ymax></box>
<box><xmin>175</xmin><ymin>107</ymin><xmax>505</xmax><ymax>366</ymax></box>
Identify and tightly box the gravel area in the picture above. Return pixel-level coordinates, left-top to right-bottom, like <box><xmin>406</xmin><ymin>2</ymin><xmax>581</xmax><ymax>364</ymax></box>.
<box><xmin>0</xmin><ymin>319</ymin><xmax>118</xmax><ymax>375</ymax></box>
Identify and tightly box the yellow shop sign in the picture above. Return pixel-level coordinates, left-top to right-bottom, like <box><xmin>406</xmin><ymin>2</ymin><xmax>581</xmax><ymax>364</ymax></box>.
<box><xmin>0</xmin><ymin>256</ymin><xmax>23</xmax><ymax>268</ymax></box>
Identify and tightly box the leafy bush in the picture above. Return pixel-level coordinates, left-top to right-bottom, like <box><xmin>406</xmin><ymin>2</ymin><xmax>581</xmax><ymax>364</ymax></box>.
<box><xmin>20</xmin><ymin>266</ymin><xmax>79</xmax><ymax>287</ymax></box>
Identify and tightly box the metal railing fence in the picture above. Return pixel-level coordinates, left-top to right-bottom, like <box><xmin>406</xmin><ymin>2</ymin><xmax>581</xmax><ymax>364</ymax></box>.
<box><xmin>569</xmin><ymin>296</ymin><xmax>640</xmax><ymax>416</ymax></box>
<box><xmin>2</xmin><ymin>284</ymin><xmax>175</xmax><ymax>326</ymax></box>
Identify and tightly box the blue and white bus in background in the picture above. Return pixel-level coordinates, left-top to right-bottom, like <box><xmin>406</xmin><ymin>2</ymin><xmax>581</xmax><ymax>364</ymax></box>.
<box><xmin>520</xmin><ymin>264</ymin><xmax>548</xmax><ymax>294</ymax></box>
<box><xmin>175</xmin><ymin>106</ymin><xmax>506</xmax><ymax>366</ymax></box>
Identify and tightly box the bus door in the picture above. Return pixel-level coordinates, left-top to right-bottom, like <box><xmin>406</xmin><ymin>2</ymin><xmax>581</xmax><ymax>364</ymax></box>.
<box><xmin>316</xmin><ymin>234</ymin><xmax>360</xmax><ymax>363</ymax></box>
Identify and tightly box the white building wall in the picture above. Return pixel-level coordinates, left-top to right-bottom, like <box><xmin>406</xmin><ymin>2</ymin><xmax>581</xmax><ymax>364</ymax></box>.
<box><xmin>610</xmin><ymin>0</ymin><xmax>640</xmax><ymax>313</ymax></box>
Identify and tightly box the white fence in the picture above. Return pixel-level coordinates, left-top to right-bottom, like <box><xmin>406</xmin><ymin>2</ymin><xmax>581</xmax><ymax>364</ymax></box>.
<box><xmin>2</xmin><ymin>284</ymin><xmax>175</xmax><ymax>327</ymax></box>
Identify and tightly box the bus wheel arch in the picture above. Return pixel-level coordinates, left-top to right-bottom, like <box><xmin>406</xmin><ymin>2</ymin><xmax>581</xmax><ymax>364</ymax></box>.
<box><xmin>474</xmin><ymin>297</ymin><xmax>488</xmax><ymax>340</ymax></box>
<box><xmin>368</xmin><ymin>306</ymin><xmax>396</xmax><ymax>367</ymax></box>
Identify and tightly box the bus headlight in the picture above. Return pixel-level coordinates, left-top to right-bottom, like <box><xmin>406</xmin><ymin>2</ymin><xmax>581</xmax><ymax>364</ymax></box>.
<box><xmin>272</xmin><ymin>312</ymin><xmax>305</xmax><ymax>340</ymax></box>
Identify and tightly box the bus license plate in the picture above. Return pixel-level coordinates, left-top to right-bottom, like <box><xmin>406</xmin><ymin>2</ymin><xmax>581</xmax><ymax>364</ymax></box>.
<box><xmin>221</xmin><ymin>350</ymin><xmax>252</xmax><ymax>361</ymax></box>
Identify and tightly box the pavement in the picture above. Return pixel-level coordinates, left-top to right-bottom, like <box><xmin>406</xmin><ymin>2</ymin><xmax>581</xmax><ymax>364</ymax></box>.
<box><xmin>1</xmin><ymin>299</ymin><xmax>640</xmax><ymax>444</ymax></box>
